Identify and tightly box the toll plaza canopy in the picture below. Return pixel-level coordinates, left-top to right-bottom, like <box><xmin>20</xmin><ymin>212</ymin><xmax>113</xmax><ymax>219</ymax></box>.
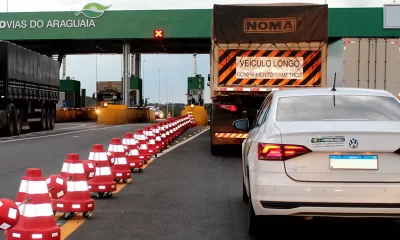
<box><xmin>0</xmin><ymin>5</ymin><xmax>399</xmax><ymax>55</ymax></box>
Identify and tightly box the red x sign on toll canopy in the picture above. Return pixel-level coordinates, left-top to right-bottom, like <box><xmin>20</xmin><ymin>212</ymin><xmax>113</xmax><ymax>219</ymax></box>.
<box><xmin>154</xmin><ymin>29</ymin><xmax>164</xmax><ymax>38</ymax></box>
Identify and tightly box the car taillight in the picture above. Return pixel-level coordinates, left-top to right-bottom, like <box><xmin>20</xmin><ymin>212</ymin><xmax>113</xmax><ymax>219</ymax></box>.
<box><xmin>217</xmin><ymin>104</ymin><xmax>237</xmax><ymax>112</ymax></box>
<box><xmin>258</xmin><ymin>143</ymin><xmax>311</xmax><ymax>161</ymax></box>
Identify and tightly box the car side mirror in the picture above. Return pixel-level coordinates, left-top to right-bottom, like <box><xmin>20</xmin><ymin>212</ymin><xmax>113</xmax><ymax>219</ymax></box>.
<box><xmin>232</xmin><ymin>118</ymin><xmax>250</xmax><ymax>132</ymax></box>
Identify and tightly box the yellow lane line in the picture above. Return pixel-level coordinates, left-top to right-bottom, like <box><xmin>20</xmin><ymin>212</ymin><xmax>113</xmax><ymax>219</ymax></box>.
<box><xmin>60</xmin><ymin>128</ymin><xmax>206</xmax><ymax>239</ymax></box>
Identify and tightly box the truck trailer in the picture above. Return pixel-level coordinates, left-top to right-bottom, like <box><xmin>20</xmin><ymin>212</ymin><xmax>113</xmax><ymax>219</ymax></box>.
<box><xmin>327</xmin><ymin>37</ymin><xmax>400</xmax><ymax>97</ymax></box>
<box><xmin>0</xmin><ymin>41</ymin><xmax>60</xmax><ymax>136</ymax></box>
<box><xmin>209</xmin><ymin>3</ymin><xmax>328</xmax><ymax>155</ymax></box>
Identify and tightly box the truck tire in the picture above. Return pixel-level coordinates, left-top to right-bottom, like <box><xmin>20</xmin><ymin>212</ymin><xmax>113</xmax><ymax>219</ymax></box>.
<box><xmin>40</xmin><ymin>108</ymin><xmax>48</xmax><ymax>131</ymax></box>
<box><xmin>211</xmin><ymin>144</ymin><xmax>222</xmax><ymax>156</ymax></box>
<box><xmin>14</xmin><ymin>109</ymin><xmax>22</xmax><ymax>136</ymax></box>
<box><xmin>48</xmin><ymin>108</ymin><xmax>55</xmax><ymax>130</ymax></box>
<box><xmin>3</xmin><ymin>104</ymin><xmax>15</xmax><ymax>137</ymax></box>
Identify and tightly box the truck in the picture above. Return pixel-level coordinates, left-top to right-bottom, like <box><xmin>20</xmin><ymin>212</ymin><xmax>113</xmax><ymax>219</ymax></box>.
<box><xmin>327</xmin><ymin>37</ymin><xmax>400</xmax><ymax>97</ymax></box>
<box><xmin>0</xmin><ymin>41</ymin><xmax>60</xmax><ymax>136</ymax></box>
<box><xmin>208</xmin><ymin>3</ymin><xmax>328</xmax><ymax>155</ymax></box>
<box><xmin>94</xmin><ymin>81</ymin><xmax>122</xmax><ymax>108</ymax></box>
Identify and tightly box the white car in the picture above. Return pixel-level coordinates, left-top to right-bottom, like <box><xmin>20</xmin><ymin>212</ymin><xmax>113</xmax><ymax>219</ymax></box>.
<box><xmin>233</xmin><ymin>87</ymin><xmax>400</xmax><ymax>235</ymax></box>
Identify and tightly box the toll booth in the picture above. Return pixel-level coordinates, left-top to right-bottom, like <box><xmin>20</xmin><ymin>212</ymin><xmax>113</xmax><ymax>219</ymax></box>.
<box><xmin>187</xmin><ymin>74</ymin><xmax>204</xmax><ymax>105</ymax></box>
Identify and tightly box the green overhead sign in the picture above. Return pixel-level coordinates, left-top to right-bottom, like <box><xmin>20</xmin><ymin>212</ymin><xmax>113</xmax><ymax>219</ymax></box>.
<box><xmin>75</xmin><ymin>2</ymin><xmax>112</xmax><ymax>19</ymax></box>
<box><xmin>0</xmin><ymin>7</ymin><xmax>399</xmax><ymax>40</ymax></box>
<box><xmin>0</xmin><ymin>2</ymin><xmax>111</xmax><ymax>30</ymax></box>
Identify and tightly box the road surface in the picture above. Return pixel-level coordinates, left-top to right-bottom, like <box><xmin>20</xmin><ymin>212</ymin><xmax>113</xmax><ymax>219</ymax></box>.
<box><xmin>0</xmin><ymin>124</ymin><xmax>398</xmax><ymax>239</ymax></box>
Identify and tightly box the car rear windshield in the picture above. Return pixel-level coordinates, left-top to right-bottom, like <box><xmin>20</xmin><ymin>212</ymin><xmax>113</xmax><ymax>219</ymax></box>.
<box><xmin>276</xmin><ymin>95</ymin><xmax>400</xmax><ymax>121</ymax></box>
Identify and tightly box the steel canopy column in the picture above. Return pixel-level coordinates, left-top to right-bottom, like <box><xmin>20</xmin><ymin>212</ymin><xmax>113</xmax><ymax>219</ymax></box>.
<box><xmin>134</xmin><ymin>54</ymin><xmax>141</xmax><ymax>105</ymax></box>
<box><xmin>122</xmin><ymin>41</ymin><xmax>131</xmax><ymax>106</ymax></box>
<box><xmin>135</xmin><ymin>54</ymin><xmax>141</xmax><ymax>78</ymax></box>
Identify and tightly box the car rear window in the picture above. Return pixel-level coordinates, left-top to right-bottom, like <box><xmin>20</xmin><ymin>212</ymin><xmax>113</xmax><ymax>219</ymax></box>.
<box><xmin>276</xmin><ymin>95</ymin><xmax>400</xmax><ymax>121</ymax></box>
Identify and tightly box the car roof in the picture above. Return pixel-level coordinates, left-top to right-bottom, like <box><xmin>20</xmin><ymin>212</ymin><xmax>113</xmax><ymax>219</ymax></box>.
<box><xmin>272</xmin><ymin>87</ymin><xmax>394</xmax><ymax>98</ymax></box>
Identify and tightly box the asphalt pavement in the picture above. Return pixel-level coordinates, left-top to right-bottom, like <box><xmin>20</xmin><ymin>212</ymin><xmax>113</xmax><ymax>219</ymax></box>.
<box><xmin>67</xmin><ymin>128</ymin><xmax>400</xmax><ymax>240</ymax></box>
<box><xmin>0</xmin><ymin>122</ymin><xmax>151</xmax><ymax>200</ymax></box>
<box><xmin>1</xmin><ymin>122</ymin><xmax>400</xmax><ymax>240</ymax></box>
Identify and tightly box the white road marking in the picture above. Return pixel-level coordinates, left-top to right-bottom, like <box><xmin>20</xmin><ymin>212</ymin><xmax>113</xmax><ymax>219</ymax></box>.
<box><xmin>0</xmin><ymin>123</ymin><xmax>149</xmax><ymax>144</ymax></box>
<box><xmin>154</xmin><ymin>127</ymin><xmax>210</xmax><ymax>158</ymax></box>
<box><xmin>21</xmin><ymin>124</ymin><xmax>89</xmax><ymax>136</ymax></box>
<box><xmin>56</xmin><ymin>124</ymin><xmax>87</xmax><ymax>130</ymax></box>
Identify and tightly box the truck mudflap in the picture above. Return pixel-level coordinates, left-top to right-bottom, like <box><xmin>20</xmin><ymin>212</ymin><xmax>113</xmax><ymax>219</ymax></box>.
<box><xmin>211</xmin><ymin>127</ymin><xmax>246</xmax><ymax>145</ymax></box>
<box><xmin>210</xmin><ymin>126</ymin><xmax>247</xmax><ymax>145</ymax></box>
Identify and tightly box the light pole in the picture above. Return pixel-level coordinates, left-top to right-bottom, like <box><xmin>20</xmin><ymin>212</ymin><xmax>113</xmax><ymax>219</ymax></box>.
<box><xmin>166</xmin><ymin>77</ymin><xmax>168</xmax><ymax>115</ymax></box>
<box><xmin>142</xmin><ymin>60</ymin><xmax>145</xmax><ymax>99</ymax></box>
<box><xmin>158</xmin><ymin>69</ymin><xmax>161</xmax><ymax>107</ymax></box>
<box><xmin>95</xmin><ymin>55</ymin><xmax>98</xmax><ymax>82</ymax></box>
<box><xmin>171</xmin><ymin>85</ymin><xmax>174</xmax><ymax>117</ymax></box>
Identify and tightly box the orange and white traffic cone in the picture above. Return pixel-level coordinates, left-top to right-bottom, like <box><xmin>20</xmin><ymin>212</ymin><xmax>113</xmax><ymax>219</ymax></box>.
<box><xmin>190</xmin><ymin>114</ymin><xmax>197</xmax><ymax>127</ymax></box>
<box><xmin>162</xmin><ymin>121</ymin><xmax>171</xmax><ymax>145</ymax></box>
<box><xmin>166</xmin><ymin>120</ymin><xmax>173</xmax><ymax>142</ymax></box>
<box><xmin>6</xmin><ymin>168</ymin><xmax>60</xmax><ymax>240</ymax></box>
<box><xmin>52</xmin><ymin>154</ymin><xmax>95</xmax><ymax>220</ymax></box>
<box><xmin>136</xmin><ymin>129</ymin><xmax>151</xmax><ymax>163</ymax></box>
<box><xmin>122</xmin><ymin>133</ymin><xmax>138</xmax><ymax>150</ymax></box>
<box><xmin>183</xmin><ymin>115</ymin><xmax>189</xmax><ymax>130</ymax></box>
<box><xmin>151</xmin><ymin>124</ymin><xmax>164</xmax><ymax>151</ymax></box>
<box><xmin>171</xmin><ymin>119</ymin><xmax>179</xmax><ymax>140</ymax></box>
<box><xmin>158</xmin><ymin>123</ymin><xmax>168</xmax><ymax>149</ymax></box>
<box><xmin>126</xmin><ymin>146</ymin><xmax>145</xmax><ymax>173</ymax></box>
<box><xmin>108</xmin><ymin>138</ymin><xmax>131</xmax><ymax>183</ymax></box>
<box><xmin>122</xmin><ymin>133</ymin><xmax>144</xmax><ymax>172</ymax></box>
<box><xmin>145</xmin><ymin>126</ymin><xmax>159</xmax><ymax>155</ymax></box>
<box><xmin>177</xmin><ymin>117</ymin><xmax>185</xmax><ymax>135</ymax></box>
<box><xmin>87</xmin><ymin>144</ymin><xmax>116</xmax><ymax>199</ymax></box>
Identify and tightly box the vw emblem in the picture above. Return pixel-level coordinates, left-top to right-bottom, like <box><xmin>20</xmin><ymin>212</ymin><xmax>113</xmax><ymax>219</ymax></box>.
<box><xmin>348</xmin><ymin>138</ymin><xmax>359</xmax><ymax>149</ymax></box>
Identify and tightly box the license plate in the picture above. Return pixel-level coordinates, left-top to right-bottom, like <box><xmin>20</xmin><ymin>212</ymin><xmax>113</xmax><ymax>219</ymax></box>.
<box><xmin>329</xmin><ymin>155</ymin><xmax>378</xmax><ymax>170</ymax></box>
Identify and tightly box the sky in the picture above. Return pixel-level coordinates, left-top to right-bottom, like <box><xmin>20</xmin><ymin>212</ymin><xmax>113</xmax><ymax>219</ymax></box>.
<box><xmin>1</xmin><ymin>0</ymin><xmax>392</xmax><ymax>103</ymax></box>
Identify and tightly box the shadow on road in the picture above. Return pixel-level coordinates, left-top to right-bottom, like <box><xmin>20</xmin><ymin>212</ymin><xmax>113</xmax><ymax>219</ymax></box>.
<box><xmin>249</xmin><ymin>216</ymin><xmax>399</xmax><ymax>239</ymax></box>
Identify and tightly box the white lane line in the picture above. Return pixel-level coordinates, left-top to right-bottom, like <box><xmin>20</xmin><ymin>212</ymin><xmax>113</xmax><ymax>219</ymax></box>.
<box><xmin>55</xmin><ymin>124</ymin><xmax>87</xmax><ymax>130</ymax></box>
<box><xmin>21</xmin><ymin>124</ymin><xmax>88</xmax><ymax>136</ymax></box>
<box><xmin>0</xmin><ymin>124</ymin><xmax>148</xmax><ymax>144</ymax></box>
<box><xmin>153</xmin><ymin>127</ymin><xmax>210</xmax><ymax>158</ymax></box>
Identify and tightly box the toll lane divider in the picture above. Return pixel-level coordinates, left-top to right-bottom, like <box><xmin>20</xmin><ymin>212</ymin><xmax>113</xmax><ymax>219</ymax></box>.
<box><xmin>96</xmin><ymin>105</ymin><xmax>156</xmax><ymax>125</ymax></box>
<box><xmin>181</xmin><ymin>105</ymin><xmax>209</xmax><ymax>126</ymax></box>
<box><xmin>56</xmin><ymin>106</ymin><xmax>155</xmax><ymax>124</ymax></box>
<box><xmin>56</xmin><ymin>108</ymin><xmax>96</xmax><ymax>123</ymax></box>
<box><xmin>3</xmin><ymin>113</ymin><xmax>202</xmax><ymax>240</ymax></box>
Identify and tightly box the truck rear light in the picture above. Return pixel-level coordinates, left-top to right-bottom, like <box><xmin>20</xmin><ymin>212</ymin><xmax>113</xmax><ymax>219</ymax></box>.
<box><xmin>217</xmin><ymin>104</ymin><xmax>237</xmax><ymax>112</ymax></box>
<box><xmin>258</xmin><ymin>143</ymin><xmax>311</xmax><ymax>161</ymax></box>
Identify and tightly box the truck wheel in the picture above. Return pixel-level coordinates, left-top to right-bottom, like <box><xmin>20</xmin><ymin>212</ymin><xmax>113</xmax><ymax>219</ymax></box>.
<box><xmin>4</xmin><ymin>104</ymin><xmax>15</xmax><ymax>137</ymax></box>
<box><xmin>211</xmin><ymin>144</ymin><xmax>222</xmax><ymax>156</ymax></box>
<box><xmin>14</xmin><ymin>109</ymin><xmax>22</xmax><ymax>136</ymax></box>
<box><xmin>40</xmin><ymin>108</ymin><xmax>47</xmax><ymax>131</ymax></box>
<box><xmin>48</xmin><ymin>109</ymin><xmax>55</xmax><ymax>130</ymax></box>
<box><xmin>29</xmin><ymin>122</ymin><xmax>39</xmax><ymax>132</ymax></box>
